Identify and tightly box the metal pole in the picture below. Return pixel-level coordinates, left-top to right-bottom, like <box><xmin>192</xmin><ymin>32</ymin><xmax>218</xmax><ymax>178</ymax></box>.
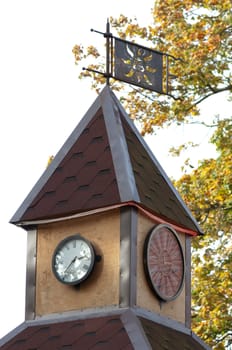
<box><xmin>106</xmin><ymin>19</ymin><xmax>110</xmax><ymax>85</ymax></box>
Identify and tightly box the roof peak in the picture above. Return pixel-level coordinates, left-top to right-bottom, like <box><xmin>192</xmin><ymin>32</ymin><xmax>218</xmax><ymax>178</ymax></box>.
<box><xmin>11</xmin><ymin>86</ymin><xmax>201</xmax><ymax>234</ymax></box>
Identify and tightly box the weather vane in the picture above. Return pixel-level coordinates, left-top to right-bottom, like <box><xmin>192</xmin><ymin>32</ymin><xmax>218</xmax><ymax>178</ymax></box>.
<box><xmin>83</xmin><ymin>19</ymin><xmax>178</xmax><ymax>95</ymax></box>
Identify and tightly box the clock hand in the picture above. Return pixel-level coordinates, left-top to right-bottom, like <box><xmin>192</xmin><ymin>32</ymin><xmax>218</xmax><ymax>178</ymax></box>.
<box><xmin>64</xmin><ymin>256</ymin><xmax>77</xmax><ymax>272</ymax></box>
<box><xmin>64</xmin><ymin>254</ymin><xmax>88</xmax><ymax>274</ymax></box>
<box><xmin>78</xmin><ymin>255</ymin><xmax>87</xmax><ymax>260</ymax></box>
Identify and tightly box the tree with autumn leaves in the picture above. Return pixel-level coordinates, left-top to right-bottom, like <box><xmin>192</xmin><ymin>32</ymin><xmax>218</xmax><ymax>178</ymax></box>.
<box><xmin>175</xmin><ymin>118</ymin><xmax>232</xmax><ymax>349</ymax></box>
<box><xmin>72</xmin><ymin>0</ymin><xmax>232</xmax><ymax>348</ymax></box>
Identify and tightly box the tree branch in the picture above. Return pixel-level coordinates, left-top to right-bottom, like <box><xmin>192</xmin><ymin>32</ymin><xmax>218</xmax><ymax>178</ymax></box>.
<box><xmin>189</xmin><ymin>121</ymin><xmax>219</xmax><ymax>127</ymax></box>
<box><xmin>193</xmin><ymin>84</ymin><xmax>232</xmax><ymax>107</ymax></box>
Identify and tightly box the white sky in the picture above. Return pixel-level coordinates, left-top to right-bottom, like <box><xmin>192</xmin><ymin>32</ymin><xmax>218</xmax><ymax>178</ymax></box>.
<box><xmin>0</xmin><ymin>0</ymin><xmax>230</xmax><ymax>339</ymax></box>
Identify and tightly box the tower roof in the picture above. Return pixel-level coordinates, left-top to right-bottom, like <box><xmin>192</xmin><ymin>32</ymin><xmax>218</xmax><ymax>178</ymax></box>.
<box><xmin>10</xmin><ymin>86</ymin><xmax>201</xmax><ymax>235</ymax></box>
<box><xmin>0</xmin><ymin>309</ymin><xmax>211</xmax><ymax>350</ymax></box>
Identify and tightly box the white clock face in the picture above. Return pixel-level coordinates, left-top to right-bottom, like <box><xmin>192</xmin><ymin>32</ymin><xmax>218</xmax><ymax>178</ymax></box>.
<box><xmin>52</xmin><ymin>235</ymin><xmax>95</xmax><ymax>285</ymax></box>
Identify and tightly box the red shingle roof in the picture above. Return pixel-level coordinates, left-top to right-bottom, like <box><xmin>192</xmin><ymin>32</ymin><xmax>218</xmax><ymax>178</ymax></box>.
<box><xmin>0</xmin><ymin>309</ymin><xmax>211</xmax><ymax>350</ymax></box>
<box><xmin>19</xmin><ymin>109</ymin><xmax>120</xmax><ymax>221</ymax></box>
<box><xmin>10</xmin><ymin>86</ymin><xmax>202</xmax><ymax>234</ymax></box>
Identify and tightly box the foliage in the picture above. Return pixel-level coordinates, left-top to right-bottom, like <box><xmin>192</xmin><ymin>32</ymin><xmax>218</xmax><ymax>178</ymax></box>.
<box><xmin>72</xmin><ymin>1</ymin><xmax>232</xmax><ymax>348</ymax></box>
<box><xmin>73</xmin><ymin>0</ymin><xmax>232</xmax><ymax>135</ymax></box>
<box><xmin>174</xmin><ymin>118</ymin><xmax>232</xmax><ymax>349</ymax></box>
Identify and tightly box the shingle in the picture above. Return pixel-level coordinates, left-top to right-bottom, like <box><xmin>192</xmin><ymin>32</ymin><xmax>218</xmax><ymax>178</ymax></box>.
<box><xmin>10</xmin><ymin>86</ymin><xmax>201</xmax><ymax>234</ymax></box>
<box><xmin>0</xmin><ymin>311</ymin><xmax>210</xmax><ymax>350</ymax></box>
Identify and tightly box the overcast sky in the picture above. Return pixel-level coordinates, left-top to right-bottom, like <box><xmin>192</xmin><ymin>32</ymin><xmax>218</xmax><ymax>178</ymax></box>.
<box><xmin>0</xmin><ymin>0</ymin><xmax>230</xmax><ymax>339</ymax></box>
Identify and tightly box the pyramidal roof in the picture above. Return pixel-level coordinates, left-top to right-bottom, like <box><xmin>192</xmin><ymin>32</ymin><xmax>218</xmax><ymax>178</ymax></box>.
<box><xmin>11</xmin><ymin>86</ymin><xmax>202</xmax><ymax>235</ymax></box>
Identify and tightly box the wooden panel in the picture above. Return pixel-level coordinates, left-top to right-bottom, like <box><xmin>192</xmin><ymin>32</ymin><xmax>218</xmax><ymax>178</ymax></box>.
<box><xmin>136</xmin><ymin>213</ymin><xmax>186</xmax><ymax>324</ymax></box>
<box><xmin>35</xmin><ymin>209</ymin><xmax>120</xmax><ymax>316</ymax></box>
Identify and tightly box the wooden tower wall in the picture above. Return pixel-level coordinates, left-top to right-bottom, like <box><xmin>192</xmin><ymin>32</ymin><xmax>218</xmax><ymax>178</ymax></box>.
<box><xmin>25</xmin><ymin>206</ymin><xmax>191</xmax><ymax>328</ymax></box>
<box><xmin>136</xmin><ymin>212</ymin><xmax>190</xmax><ymax>325</ymax></box>
<box><xmin>35</xmin><ymin>209</ymin><xmax>120</xmax><ymax>316</ymax></box>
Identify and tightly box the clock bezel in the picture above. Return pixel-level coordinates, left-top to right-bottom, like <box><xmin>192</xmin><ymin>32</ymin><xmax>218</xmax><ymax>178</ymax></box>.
<box><xmin>52</xmin><ymin>234</ymin><xmax>95</xmax><ymax>286</ymax></box>
<box><xmin>143</xmin><ymin>224</ymin><xmax>185</xmax><ymax>302</ymax></box>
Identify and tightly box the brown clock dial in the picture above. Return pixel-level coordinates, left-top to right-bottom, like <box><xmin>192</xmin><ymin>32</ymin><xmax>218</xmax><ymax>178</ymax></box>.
<box><xmin>144</xmin><ymin>224</ymin><xmax>185</xmax><ymax>301</ymax></box>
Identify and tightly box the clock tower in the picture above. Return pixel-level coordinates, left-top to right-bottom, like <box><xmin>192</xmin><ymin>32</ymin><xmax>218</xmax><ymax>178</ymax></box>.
<box><xmin>0</xmin><ymin>86</ymin><xmax>210</xmax><ymax>349</ymax></box>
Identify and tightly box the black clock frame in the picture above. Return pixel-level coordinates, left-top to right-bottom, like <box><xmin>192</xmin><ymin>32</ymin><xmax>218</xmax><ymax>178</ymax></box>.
<box><xmin>52</xmin><ymin>234</ymin><xmax>96</xmax><ymax>286</ymax></box>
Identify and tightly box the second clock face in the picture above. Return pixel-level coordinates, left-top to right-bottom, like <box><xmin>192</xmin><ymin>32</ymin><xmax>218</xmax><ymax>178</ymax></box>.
<box><xmin>144</xmin><ymin>224</ymin><xmax>185</xmax><ymax>301</ymax></box>
<box><xmin>52</xmin><ymin>235</ymin><xmax>95</xmax><ymax>285</ymax></box>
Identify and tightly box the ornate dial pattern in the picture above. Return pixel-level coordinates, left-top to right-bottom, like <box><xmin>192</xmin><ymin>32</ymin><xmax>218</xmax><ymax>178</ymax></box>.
<box><xmin>145</xmin><ymin>224</ymin><xmax>185</xmax><ymax>301</ymax></box>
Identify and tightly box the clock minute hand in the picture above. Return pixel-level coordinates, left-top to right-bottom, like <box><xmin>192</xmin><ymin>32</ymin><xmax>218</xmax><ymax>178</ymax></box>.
<box><xmin>64</xmin><ymin>256</ymin><xmax>77</xmax><ymax>272</ymax></box>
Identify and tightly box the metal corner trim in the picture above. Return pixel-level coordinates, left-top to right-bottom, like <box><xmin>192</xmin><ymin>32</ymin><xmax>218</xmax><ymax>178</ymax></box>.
<box><xmin>0</xmin><ymin>322</ymin><xmax>28</xmax><ymax>347</ymax></box>
<box><xmin>121</xmin><ymin>309</ymin><xmax>152</xmax><ymax>350</ymax></box>
<box><xmin>119</xmin><ymin>207</ymin><xmax>138</xmax><ymax>308</ymax></box>
<box><xmin>25</xmin><ymin>227</ymin><xmax>37</xmax><ymax>321</ymax></box>
<box><xmin>101</xmin><ymin>87</ymin><xmax>140</xmax><ymax>203</ymax></box>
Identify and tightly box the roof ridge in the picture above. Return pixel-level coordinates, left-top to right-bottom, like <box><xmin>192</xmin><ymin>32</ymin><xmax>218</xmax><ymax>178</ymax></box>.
<box><xmin>10</xmin><ymin>85</ymin><xmax>202</xmax><ymax>234</ymax></box>
<box><xmin>100</xmin><ymin>87</ymin><xmax>140</xmax><ymax>202</ymax></box>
